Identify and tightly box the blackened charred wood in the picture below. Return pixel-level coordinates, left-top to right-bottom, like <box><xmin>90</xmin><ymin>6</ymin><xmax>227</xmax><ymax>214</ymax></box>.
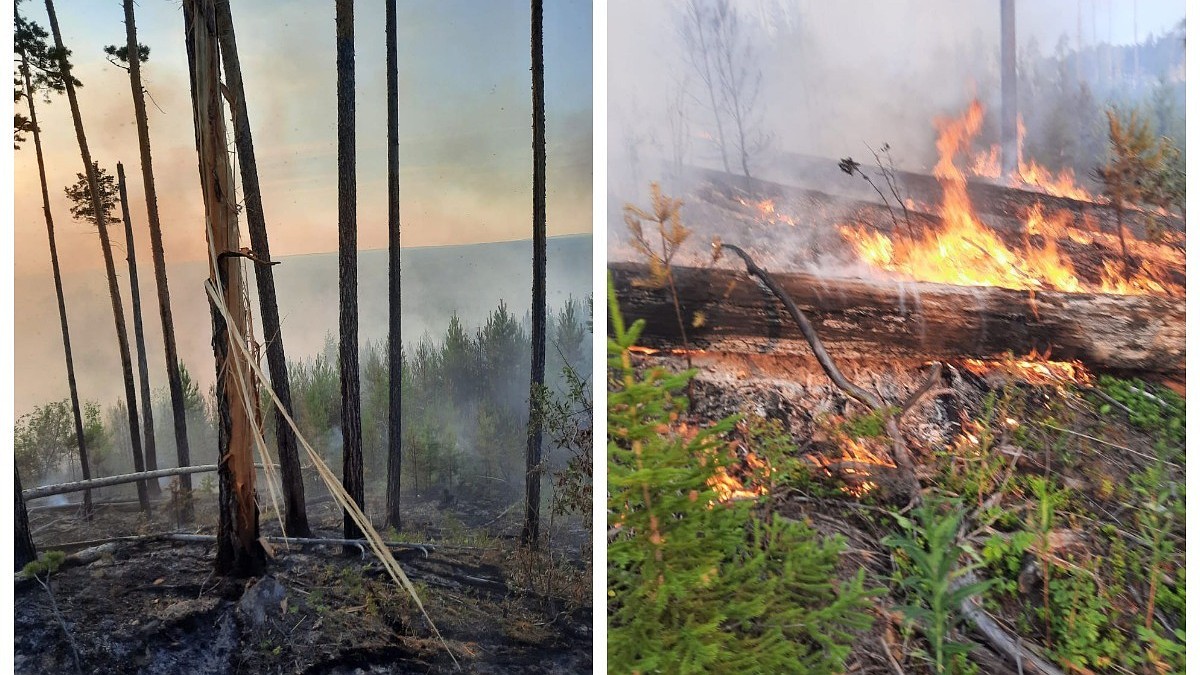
<box><xmin>609</xmin><ymin>262</ymin><xmax>1184</xmax><ymax>375</ymax></box>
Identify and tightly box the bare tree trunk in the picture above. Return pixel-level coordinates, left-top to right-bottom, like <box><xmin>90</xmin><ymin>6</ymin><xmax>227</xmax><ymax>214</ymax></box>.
<box><xmin>1000</xmin><ymin>0</ymin><xmax>1018</xmax><ymax>177</ymax></box>
<box><xmin>337</xmin><ymin>0</ymin><xmax>365</xmax><ymax>551</ymax></box>
<box><xmin>213</xmin><ymin>0</ymin><xmax>311</xmax><ymax>538</ymax></box>
<box><xmin>45</xmin><ymin>0</ymin><xmax>150</xmax><ymax>516</ymax></box>
<box><xmin>385</xmin><ymin>0</ymin><xmax>404</xmax><ymax>531</ymax></box>
<box><xmin>683</xmin><ymin>0</ymin><xmax>731</xmax><ymax>173</ymax></box>
<box><xmin>16</xmin><ymin>468</ymin><xmax>37</xmax><ymax>570</ymax></box>
<box><xmin>521</xmin><ymin>0</ymin><xmax>547</xmax><ymax>549</ymax></box>
<box><xmin>121</xmin><ymin>0</ymin><xmax>192</xmax><ymax>521</ymax></box>
<box><xmin>116</xmin><ymin>162</ymin><xmax>161</xmax><ymax>498</ymax></box>
<box><xmin>183</xmin><ymin>0</ymin><xmax>265</xmax><ymax>577</ymax></box>
<box><xmin>20</xmin><ymin>52</ymin><xmax>92</xmax><ymax>519</ymax></box>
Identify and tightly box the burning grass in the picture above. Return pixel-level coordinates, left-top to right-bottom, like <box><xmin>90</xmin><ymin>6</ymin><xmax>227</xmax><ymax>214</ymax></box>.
<box><xmin>632</xmin><ymin>343</ymin><xmax>1185</xmax><ymax>673</ymax></box>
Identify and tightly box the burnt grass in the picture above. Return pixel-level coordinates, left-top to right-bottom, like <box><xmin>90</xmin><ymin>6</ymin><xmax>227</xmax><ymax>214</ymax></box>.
<box><xmin>15</xmin><ymin>494</ymin><xmax>591</xmax><ymax>674</ymax></box>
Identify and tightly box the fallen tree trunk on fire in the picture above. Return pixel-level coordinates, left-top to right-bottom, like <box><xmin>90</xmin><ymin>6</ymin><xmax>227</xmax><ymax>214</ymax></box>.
<box><xmin>609</xmin><ymin>262</ymin><xmax>1184</xmax><ymax>375</ymax></box>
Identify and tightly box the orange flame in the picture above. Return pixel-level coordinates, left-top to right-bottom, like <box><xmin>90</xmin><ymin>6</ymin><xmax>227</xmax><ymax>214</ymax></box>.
<box><xmin>840</xmin><ymin>100</ymin><xmax>1179</xmax><ymax>297</ymax></box>
<box><xmin>963</xmin><ymin>349</ymin><xmax>1092</xmax><ymax>386</ymax></box>
<box><xmin>968</xmin><ymin>115</ymin><xmax>1094</xmax><ymax>201</ymax></box>
<box><xmin>738</xmin><ymin>196</ymin><xmax>797</xmax><ymax>226</ymax></box>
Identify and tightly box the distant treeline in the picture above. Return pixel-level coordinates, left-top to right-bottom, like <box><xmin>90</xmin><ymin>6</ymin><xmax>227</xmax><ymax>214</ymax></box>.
<box><xmin>17</xmin><ymin>296</ymin><xmax>592</xmax><ymax>505</ymax></box>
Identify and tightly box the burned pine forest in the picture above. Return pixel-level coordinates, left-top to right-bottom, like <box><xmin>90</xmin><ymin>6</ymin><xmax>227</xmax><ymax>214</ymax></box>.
<box><xmin>12</xmin><ymin>0</ymin><xmax>593</xmax><ymax>672</ymax></box>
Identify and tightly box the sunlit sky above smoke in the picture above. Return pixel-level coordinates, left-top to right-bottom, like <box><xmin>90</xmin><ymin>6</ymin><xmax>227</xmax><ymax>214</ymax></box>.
<box><xmin>14</xmin><ymin>0</ymin><xmax>593</xmax><ymax>277</ymax></box>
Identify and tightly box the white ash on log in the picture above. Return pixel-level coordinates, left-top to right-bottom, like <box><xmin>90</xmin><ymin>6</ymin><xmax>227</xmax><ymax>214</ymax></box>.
<box><xmin>609</xmin><ymin>262</ymin><xmax>1184</xmax><ymax>375</ymax></box>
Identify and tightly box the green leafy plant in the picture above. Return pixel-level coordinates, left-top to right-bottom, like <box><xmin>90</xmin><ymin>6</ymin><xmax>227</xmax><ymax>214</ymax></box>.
<box><xmin>881</xmin><ymin>499</ymin><xmax>995</xmax><ymax>674</ymax></box>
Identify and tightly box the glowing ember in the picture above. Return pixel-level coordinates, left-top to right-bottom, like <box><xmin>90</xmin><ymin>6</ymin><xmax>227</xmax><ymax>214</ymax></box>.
<box><xmin>963</xmin><ymin>349</ymin><xmax>1092</xmax><ymax>386</ymax></box>
<box><xmin>707</xmin><ymin>451</ymin><xmax>771</xmax><ymax>503</ymax></box>
<box><xmin>738</xmin><ymin>196</ymin><xmax>797</xmax><ymax>226</ymax></box>
<box><xmin>839</xmin><ymin>100</ymin><xmax>1180</xmax><ymax>297</ymax></box>
<box><xmin>808</xmin><ymin>434</ymin><xmax>895</xmax><ymax>498</ymax></box>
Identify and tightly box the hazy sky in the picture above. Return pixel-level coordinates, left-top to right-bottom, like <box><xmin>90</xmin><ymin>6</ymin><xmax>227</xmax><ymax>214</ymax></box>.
<box><xmin>608</xmin><ymin>0</ymin><xmax>1184</xmax><ymax>187</ymax></box>
<box><xmin>14</xmin><ymin>0</ymin><xmax>593</xmax><ymax>278</ymax></box>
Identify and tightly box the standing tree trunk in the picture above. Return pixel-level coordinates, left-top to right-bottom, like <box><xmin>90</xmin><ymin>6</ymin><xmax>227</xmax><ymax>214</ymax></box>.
<box><xmin>116</xmin><ymin>162</ymin><xmax>161</xmax><ymax>498</ymax></box>
<box><xmin>122</xmin><ymin>0</ymin><xmax>193</xmax><ymax>522</ymax></box>
<box><xmin>214</xmin><ymin>0</ymin><xmax>311</xmax><ymax>538</ymax></box>
<box><xmin>45</xmin><ymin>0</ymin><xmax>150</xmax><ymax>516</ymax></box>
<box><xmin>1000</xmin><ymin>0</ymin><xmax>1018</xmax><ymax>177</ymax></box>
<box><xmin>183</xmin><ymin>0</ymin><xmax>265</xmax><ymax>577</ymax></box>
<box><xmin>19</xmin><ymin>50</ymin><xmax>92</xmax><ymax>519</ymax></box>
<box><xmin>16</xmin><ymin>468</ymin><xmax>37</xmax><ymax>569</ymax></box>
<box><xmin>384</xmin><ymin>0</ymin><xmax>404</xmax><ymax>531</ymax></box>
<box><xmin>521</xmin><ymin>0</ymin><xmax>547</xmax><ymax>549</ymax></box>
<box><xmin>337</xmin><ymin>0</ymin><xmax>365</xmax><ymax>551</ymax></box>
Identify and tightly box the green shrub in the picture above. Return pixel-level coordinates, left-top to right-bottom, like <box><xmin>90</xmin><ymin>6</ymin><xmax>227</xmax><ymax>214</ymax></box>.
<box><xmin>607</xmin><ymin>277</ymin><xmax>873</xmax><ymax>673</ymax></box>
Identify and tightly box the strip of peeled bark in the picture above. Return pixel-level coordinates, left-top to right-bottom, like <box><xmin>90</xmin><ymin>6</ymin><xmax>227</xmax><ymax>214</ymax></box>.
<box><xmin>609</xmin><ymin>262</ymin><xmax>1184</xmax><ymax>375</ymax></box>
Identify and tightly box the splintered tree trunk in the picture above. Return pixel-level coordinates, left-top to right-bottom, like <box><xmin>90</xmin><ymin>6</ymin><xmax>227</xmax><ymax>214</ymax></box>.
<box><xmin>116</xmin><ymin>162</ymin><xmax>161</xmax><ymax>498</ymax></box>
<box><xmin>45</xmin><ymin>0</ymin><xmax>150</xmax><ymax>516</ymax></box>
<box><xmin>183</xmin><ymin>0</ymin><xmax>265</xmax><ymax>577</ymax></box>
<box><xmin>521</xmin><ymin>0</ymin><xmax>547</xmax><ymax>549</ymax></box>
<box><xmin>123</xmin><ymin>0</ymin><xmax>193</xmax><ymax>522</ymax></box>
<box><xmin>337</xmin><ymin>0</ymin><xmax>365</xmax><ymax>550</ymax></box>
<box><xmin>20</xmin><ymin>52</ymin><xmax>92</xmax><ymax>519</ymax></box>
<box><xmin>16</xmin><ymin>468</ymin><xmax>37</xmax><ymax>570</ymax></box>
<box><xmin>385</xmin><ymin>0</ymin><xmax>404</xmax><ymax>531</ymax></box>
<box><xmin>214</xmin><ymin>0</ymin><xmax>311</xmax><ymax>538</ymax></box>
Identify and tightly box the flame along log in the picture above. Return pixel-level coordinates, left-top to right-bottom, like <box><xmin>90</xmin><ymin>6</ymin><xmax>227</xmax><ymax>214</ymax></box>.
<box><xmin>609</xmin><ymin>261</ymin><xmax>1184</xmax><ymax>376</ymax></box>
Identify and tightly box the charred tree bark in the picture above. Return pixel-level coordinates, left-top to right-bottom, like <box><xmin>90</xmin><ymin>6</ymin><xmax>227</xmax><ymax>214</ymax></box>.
<box><xmin>609</xmin><ymin>262</ymin><xmax>1185</xmax><ymax>375</ymax></box>
<box><xmin>16</xmin><ymin>468</ymin><xmax>37</xmax><ymax>570</ymax></box>
<box><xmin>521</xmin><ymin>0</ymin><xmax>547</xmax><ymax>549</ymax></box>
<box><xmin>213</xmin><ymin>0</ymin><xmax>311</xmax><ymax>538</ymax></box>
<box><xmin>184</xmin><ymin>0</ymin><xmax>265</xmax><ymax>577</ymax></box>
<box><xmin>337</xmin><ymin>0</ymin><xmax>365</xmax><ymax>551</ymax></box>
<box><xmin>1000</xmin><ymin>0</ymin><xmax>1018</xmax><ymax>177</ymax></box>
<box><xmin>116</xmin><ymin>162</ymin><xmax>161</xmax><ymax>498</ymax></box>
<box><xmin>122</xmin><ymin>0</ymin><xmax>193</xmax><ymax>522</ymax></box>
<box><xmin>385</xmin><ymin>0</ymin><xmax>404</xmax><ymax>531</ymax></box>
<box><xmin>45</xmin><ymin>0</ymin><xmax>149</xmax><ymax>516</ymax></box>
<box><xmin>19</xmin><ymin>51</ymin><xmax>92</xmax><ymax>519</ymax></box>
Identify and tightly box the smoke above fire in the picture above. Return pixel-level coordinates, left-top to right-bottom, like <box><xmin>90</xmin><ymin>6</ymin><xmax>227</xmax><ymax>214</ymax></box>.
<box><xmin>608</xmin><ymin>0</ymin><xmax>1184</xmax><ymax>193</ymax></box>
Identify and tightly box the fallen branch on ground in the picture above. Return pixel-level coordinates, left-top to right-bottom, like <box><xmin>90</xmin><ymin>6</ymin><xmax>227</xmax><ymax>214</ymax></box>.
<box><xmin>715</xmin><ymin>242</ymin><xmax>942</xmax><ymax>499</ymax></box>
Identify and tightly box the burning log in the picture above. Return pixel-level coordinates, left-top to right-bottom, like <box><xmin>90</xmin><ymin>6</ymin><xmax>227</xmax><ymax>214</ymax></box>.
<box><xmin>609</xmin><ymin>261</ymin><xmax>1184</xmax><ymax>375</ymax></box>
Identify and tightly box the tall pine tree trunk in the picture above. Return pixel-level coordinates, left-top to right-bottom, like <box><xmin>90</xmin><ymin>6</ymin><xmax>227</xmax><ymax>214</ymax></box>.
<box><xmin>521</xmin><ymin>0</ymin><xmax>547</xmax><ymax>549</ymax></box>
<box><xmin>337</xmin><ymin>0</ymin><xmax>365</xmax><ymax>551</ymax></box>
<box><xmin>122</xmin><ymin>0</ymin><xmax>193</xmax><ymax>522</ymax></box>
<box><xmin>183</xmin><ymin>0</ymin><xmax>264</xmax><ymax>577</ymax></box>
<box><xmin>16</xmin><ymin>468</ymin><xmax>37</xmax><ymax>569</ymax></box>
<box><xmin>214</xmin><ymin>0</ymin><xmax>311</xmax><ymax>538</ymax></box>
<box><xmin>116</xmin><ymin>162</ymin><xmax>161</xmax><ymax>498</ymax></box>
<box><xmin>20</xmin><ymin>51</ymin><xmax>92</xmax><ymax>519</ymax></box>
<box><xmin>45</xmin><ymin>0</ymin><xmax>149</xmax><ymax>516</ymax></box>
<box><xmin>385</xmin><ymin>0</ymin><xmax>403</xmax><ymax>531</ymax></box>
